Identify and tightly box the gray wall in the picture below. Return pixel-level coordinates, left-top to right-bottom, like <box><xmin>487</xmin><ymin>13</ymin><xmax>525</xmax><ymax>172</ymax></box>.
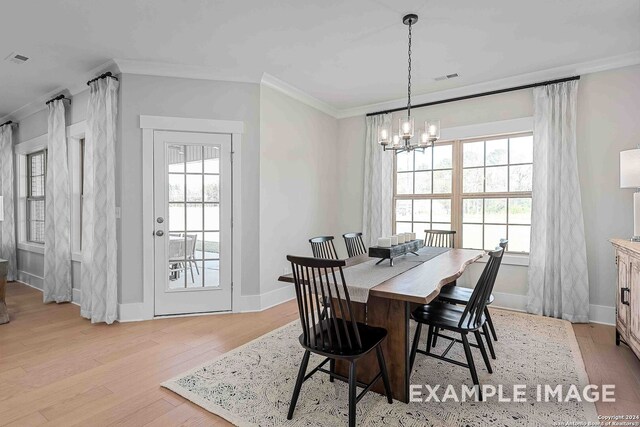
<box><xmin>336</xmin><ymin>64</ymin><xmax>640</xmax><ymax>311</ymax></box>
<box><xmin>259</xmin><ymin>85</ymin><xmax>339</xmax><ymax>294</ymax></box>
<box><xmin>118</xmin><ymin>74</ymin><xmax>261</xmax><ymax>303</ymax></box>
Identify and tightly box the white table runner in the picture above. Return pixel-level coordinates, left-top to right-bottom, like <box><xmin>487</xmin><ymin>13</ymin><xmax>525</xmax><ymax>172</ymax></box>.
<box><xmin>324</xmin><ymin>247</ymin><xmax>450</xmax><ymax>303</ymax></box>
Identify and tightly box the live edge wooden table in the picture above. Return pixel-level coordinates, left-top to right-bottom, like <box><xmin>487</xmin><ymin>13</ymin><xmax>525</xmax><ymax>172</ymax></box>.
<box><xmin>278</xmin><ymin>248</ymin><xmax>484</xmax><ymax>403</ymax></box>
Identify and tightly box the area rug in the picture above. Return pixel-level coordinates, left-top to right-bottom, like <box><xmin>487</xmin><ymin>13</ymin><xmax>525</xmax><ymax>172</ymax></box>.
<box><xmin>163</xmin><ymin>309</ymin><xmax>599</xmax><ymax>426</ymax></box>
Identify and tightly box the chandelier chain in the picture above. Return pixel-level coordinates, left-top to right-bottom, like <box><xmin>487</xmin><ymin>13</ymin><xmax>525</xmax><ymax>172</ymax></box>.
<box><xmin>407</xmin><ymin>21</ymin><xmax>412</xmax><ymax>117</ymax></box>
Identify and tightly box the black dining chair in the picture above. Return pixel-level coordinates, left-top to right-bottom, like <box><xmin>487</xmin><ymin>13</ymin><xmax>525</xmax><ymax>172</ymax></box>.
<box><xmin>409</xmin><ymin>244</ymin><xmax>505</xmax><ymax>400</ymax></box>
<box><xmin>342</xmin><ymin>232</ymin><xmax>367</xmax><ymax>258</ymax></box>
<box><xmin>286</xmin><ymin>255</ymin><xmax>393</xmax><ymax>427</ymax></box>
<box><xmin>433</xmin><ymin>239</ymin><xmax>507</xmax><ymax>359</ymax></box>
<box><xmin>424</xmin><ymin>229</ymin><xmax>456</xmax><ymax>249</ymax></box>
<box><xmin>309</xmin><ymin>236</ymin><xmax>339</xmax><ymax>260</ymax></box>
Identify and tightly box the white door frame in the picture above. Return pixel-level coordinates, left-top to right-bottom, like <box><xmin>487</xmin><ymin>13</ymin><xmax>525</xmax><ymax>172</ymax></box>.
<box><xmin>140</xmin><ymin>115</ymin><xmax>243</xmax><ymax>319</ymax></box>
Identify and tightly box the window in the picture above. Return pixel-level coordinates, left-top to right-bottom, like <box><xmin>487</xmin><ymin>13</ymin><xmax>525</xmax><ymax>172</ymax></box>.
<box><xmin>27</xmin><ymin>150</ymin><xmax>47</xmax><ymax>244</ymax></box>
<box><xmin>394</xmin><ymin>133</ymin><xmax>533</xmax><ymax>253</ymax></box>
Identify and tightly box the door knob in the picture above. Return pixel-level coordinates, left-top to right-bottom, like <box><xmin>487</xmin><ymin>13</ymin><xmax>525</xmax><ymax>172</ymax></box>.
<box><xmin>155</xmin><ymin>230</ymin><xmax>164</xmax><ymax>237</ymax></box>
<box><xmin>157</xmin><ymin>217</ymin><xmax>164</xmax><ymax>224</ymax></box>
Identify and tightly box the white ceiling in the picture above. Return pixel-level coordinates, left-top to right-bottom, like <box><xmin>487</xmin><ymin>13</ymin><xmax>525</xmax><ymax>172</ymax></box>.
<box><xmin>1</xmin><ymin>0</ymin><xmax>639</xmax><ymax>118</ymax></box>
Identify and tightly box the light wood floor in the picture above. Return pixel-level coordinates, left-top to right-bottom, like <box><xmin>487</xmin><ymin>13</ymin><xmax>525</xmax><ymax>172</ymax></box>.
<box><xmin>0</xmin><ymin>282</ymin><xmax>638</xmax><ymax>426</ymax></box>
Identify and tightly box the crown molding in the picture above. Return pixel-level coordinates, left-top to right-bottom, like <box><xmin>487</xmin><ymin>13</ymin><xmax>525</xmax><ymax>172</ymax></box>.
<box><xmin>260</xmin><ymin>73</ymin><xmax>340</xmax><ymax>118</ymax></box>
<box><xmin>336</xmin><ymin>51</ymin><xmax>640</xmax><ymax>119</ymax></box>
<box><xmin>0</xmin><ymin>60</ymin><xmax>118</xmax><ymax>124</ymax></box>
<box><xmin>112</xmin><ymin>58</ymin><xmax>257</xmax><ymax>84</ymax></box>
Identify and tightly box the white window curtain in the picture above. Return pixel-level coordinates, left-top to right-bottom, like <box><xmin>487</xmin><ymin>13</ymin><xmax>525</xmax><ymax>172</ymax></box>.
<box><xmin>527</xmin><ymin>81</ymin><xmax>589</xmax><ymax>323</ymax></box>
<box><xmin>43</xmin><ymin>99</ymin><xmax>72</xmax><ymax>303</ymax></box>
<box><xmin>81</xmin><ymin>77</ymin><xmax>118</xmax><ymax>324</ymax></box>
<box><xmin>0</xmin><ymin>125</ymin><xmax>17</xmax><ymax>281</ymax></box>
<box><xmin>362</xmin><ymin>114</ymin><xmax>393</xmax><ymax>247</ymax></box>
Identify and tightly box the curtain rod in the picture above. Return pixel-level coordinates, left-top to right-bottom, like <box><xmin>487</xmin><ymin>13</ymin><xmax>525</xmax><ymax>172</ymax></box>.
<box><xmin>366</xmin><ymin>75</ymin><xmax>581</xmax><ymax>117</ymax></box>
<box><xmin>0</xmin><ymin>120</ymin><xmax>15</xmax><ymax>128</ymax></box>
<box><xmin>45</xmin><ymin>94</ymin><xmax>70</xmax><ymax>106</ymax></box>
<box><xmin>87</xmin><ymin>71</ymin><xmax>118</xmax><ymax>86</ymax></box>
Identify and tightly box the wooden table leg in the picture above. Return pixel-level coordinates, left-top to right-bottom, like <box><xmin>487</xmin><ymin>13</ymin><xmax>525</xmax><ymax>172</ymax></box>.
<box><xmin>333</xmin><ymin>297</ymin><xmax>411</xmax><ymax>403</ymax></box>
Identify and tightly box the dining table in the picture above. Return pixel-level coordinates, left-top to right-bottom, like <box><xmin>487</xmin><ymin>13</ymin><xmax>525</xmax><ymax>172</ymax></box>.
<box><xmin>277</xmin><ymin>247</ymin><xmax>484</xmax><ymax>403</ymax></box>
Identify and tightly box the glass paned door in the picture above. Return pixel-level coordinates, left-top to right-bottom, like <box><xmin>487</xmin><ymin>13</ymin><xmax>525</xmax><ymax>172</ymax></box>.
<box><xmin>154</xmin><ymin>131</ymin><xmax>232</xmax><ymax>315</ymax></box>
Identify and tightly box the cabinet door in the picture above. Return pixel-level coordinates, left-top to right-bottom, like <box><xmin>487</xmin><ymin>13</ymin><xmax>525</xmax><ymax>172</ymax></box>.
<box><xmin>628</xmin><ymin>256</ymin><xmax>640</xmax><ymax>355</ymax></box>
<box><xmin>617</xmin><ymin>251</ymin><xmax>630</xmax><ymax>337</ymax></box>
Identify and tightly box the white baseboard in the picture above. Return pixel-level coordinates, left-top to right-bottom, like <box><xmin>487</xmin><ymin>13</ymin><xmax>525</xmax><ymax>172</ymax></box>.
<box><xmin>490</xmin><ymin>290</ymin><xmax>615</xmax><ymax>326</ymax></box>
<box><xmin>118</xmin><ymin>302</ymin><xmax>149</xmax><ymax>322</ymax></box>
<box><xmin>17</xmin><ymin>270</ymin><xmax>44</xmax><ymax>290</ymax></box>
<box><xmin>236</xmin><ymin>285</ymin><xmax>296</xmax><ymax>312</ymax></box>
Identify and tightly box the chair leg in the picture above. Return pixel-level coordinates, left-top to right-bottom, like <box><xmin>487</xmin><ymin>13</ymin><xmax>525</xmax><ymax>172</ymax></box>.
<box><xmin>348</xmin><ymin>360</ymin><xmax>357</xmax><ymax>427</ymax></box>
<box><xmin>485</xmin><ymin>307</ymin><xmax>498</xmax><ymax>341</ymax></box>
<box><xmin>376</xmin><ymin>346</ymin><xmax>393</xmax><ymax>403</ymax></box>
<box><xmin>426</xmin><ymin>325</ymin><xmax>434</xmax><ymax>354</ymax></box>
<box><xmin>192</xmin><ymin>257</ymin><xmax>200</xmax><ymax>274</ymax></box>
<box><xmin>432</xmin><ymin>327</ymin><xmax>439</xmax><ymax>347</ymax></box>
<box><xmin>409</xmin><ymin>322</ymin><xmax>422</xmax><ymax>372</ymax></box>
<box><xmin>189</xmin><ymin>262</ymin><xmax>195</xmax><ymax>282</ymax></box>
<box><xmin>474</xmin><ymin>330</ymin><xmax>493</xmax><ymax>374</ymax></box>
<box><xmin>329</xmin><ymin>359</ymin><xmax>335</xmax><ymax>383</ymax></box>
<box><xmin>461</xmin><ymin>333</ymin><xmax>482</xmax><ymax>401</ymax></box>
<box><xmin>287</xmin><ymin>350</ymin><xmax>311</xmax><ymax>420</ymax></box>
<box><xmin>482</xmin><ymin>323</ymin><xmax>496</xmax><ymax>360</ymax></box>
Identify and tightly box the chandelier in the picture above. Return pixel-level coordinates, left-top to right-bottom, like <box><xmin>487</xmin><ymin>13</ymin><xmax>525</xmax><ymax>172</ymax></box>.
<box><xmin>378</xmin><ymin>14</ymin><xmax>440</xmax><ymax>153</ymax></box>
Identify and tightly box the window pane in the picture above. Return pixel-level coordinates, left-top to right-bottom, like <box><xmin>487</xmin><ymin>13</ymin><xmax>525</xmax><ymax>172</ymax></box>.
<box><xmin>432</xmin><ymin>199</ymin><xmax>451</xmax><ymax>223</ymax></box>
<box><xmin>414</xmin><ymin>171</ymin><xmax>432</xmax><ymax>194</ymax></box>
<box><xmin>413</xmin><ymin>199</ymin><xmax>431</xmax><ymax>222</ymax></box>
<box><xmin>485</xmin><ymin>139</ymin><xmax>508</xmax><ymax>165</ymax></box>
<box><xmin>168</xmin><ymin>145</ymin><xmax>184</xmax><ymax>173</ymax></box>
<box><xmin>485</xmin><ymin>166</ymin><xmax>508</xmax><ymax>192</ymax></box>
<box><xmin>433</xmin><ymin>170</ymin><xmax>452</xmax><ymax>194</ymax></box>
<box><xmin>396</xmin><ymin>151</ymin><xmax>413</xmax><ymax>172</ymax></box>
<box><xmin>185</xmin><ymin>145</ymin><xmax>203</xmax><ymax>173</ymax></box>
<box><xmin>509</xmin><ymin>164</ymin><xmax>532</xmax><ymax>192</ymax></box>
<box><xmin>509</xmin><ymin>136</ymin><xmax>533</xmax><ymax>164</ymax></box>
<box><xmin>463</xmin><ymin>141</ymin><xmax>484</xmax><ymax>167</ymax></box>
<box><xmin>204</xmin><ymin>203</ymin><xmax>220</xmax><ymax>231</ymax></box>
<box><xmin>414</xmin><ymin>147</ymin><xmax>432</xmax><ymax>170</ymax></box>
<box><xmin>463</xmin><ymin>168</ymin><xmax>484</xmax><ymax>193</ymax></box>
<box><xmin>30</xmin><ymin>220</ymin><xmax>44</xmax><ymax>244</ymax></box>
<box><xmin>169</xmin><ymin>203</ymin><xmax>185</xmax><ymax>231</ymax></box>
<box><xmin>463</xmin><ymin>224</ymin><xmax>483</xmax><ymax>249</ymax></box>
<box><xmin>396</xmin><ymin>173</ymin><xmax>413</xmax><ymax>195</ymax></box>
<box><xmin>485</xmin><ymin>198</ymin><xmax>507</xmax><ymax>223</ymax></box>
<box><xmin>203</xmin><ymin>146</ymin><xmax>220</xmax><ymax>174</ymax></box>
<box><xmin>509</xmin><ymin>198</ymin><xmax>532</xmax><ymax>225</ymax></box>
<box><xmin>29</xmin><ymin>199</ymin><xmax>45</xmax><ymax>221</ymax></box>
<box><xmin>413</xmin><ymin>222</ymin><xmax>430</xmax><ymax>236</ymax></box>
<box><xmin>463</xmin><ymin>199</ymin><xmax>483</xmax><ymax>223</ymax></box>
<box><xmin>30</xmin><ymin>176</ymin><xmax>45</xmax><ymax>197</ymax></box>
<box><xmin>396</xmin><ymin>222</ymin><xmax>412</xmax><ymax>233</ymax></box>
<box><xmin>508</xmin><ymin>225</ymin><xmax>531</xmax><ymax>252</ymax></box>
<box><xmin>186</xmin><ymin>175</ymin><xmax>202</xmax><ymax>202</ymax></box>
<box><xmin>204</xmin><ymin>175</ymin><xmax>219</xmax><ymax>202</ymax></box>
<box><xmin>433</xmin><ymin>145</ymin><xmax>452</xmax><ymax>169</ymax></box>
<box><xmin>168</xmin><ymin>174</ymin><xmax>184</xmax><ymax>202</ymax></box>
<box><xmin>484</xmin><ymin>224</ymin><xmax>506</xmax><ymax>250</ymax></box>
<box><xmin>431</xmin><ymin>223</ymin><xmax>451</xmax><ymax>231</ymax></box>
<box><xmin>395</xmin><ymin>199</ymin><xmax>412</xmax><ymax>221</ymax></box>
<box><xmin>186</xmin><ymin>203</ymin><xmax>203</xmax><ymax>231</ymax></box>
<box><xmin>203</xmin><ymin>232</ymin><xmax>220</xmax><ymax>260</ymax></box>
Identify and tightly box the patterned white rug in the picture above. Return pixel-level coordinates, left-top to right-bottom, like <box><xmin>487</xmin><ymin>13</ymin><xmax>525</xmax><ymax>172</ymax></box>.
<box><xmin>163</xmin><ymin>309</ymin><xmax>599</xmax><ymax>426</ymax></box>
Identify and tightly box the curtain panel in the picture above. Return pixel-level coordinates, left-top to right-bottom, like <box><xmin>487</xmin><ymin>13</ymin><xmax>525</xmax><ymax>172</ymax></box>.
<box><xmin>527</xmin><ymin>81</ymin><xmax>589</xmax><ymax>323</ymax></box>
<box><xmin>43</xmin><ymin>99</ymin><xmax>72</xmax><ymax>303</ymax></box>
<box><xmin>81</xmin><ymin>77</ymin><xmax>119</xmax><ymax>324</ymax></box>
<box><xmin>362</xmin><ymin>114</ymin><xmax>393</xmax><ymax>247</ymax></box>
<box><xmin>0</xmin><ymin>125</ymin><xmax>17</xmax><ymax>281</ymax></box>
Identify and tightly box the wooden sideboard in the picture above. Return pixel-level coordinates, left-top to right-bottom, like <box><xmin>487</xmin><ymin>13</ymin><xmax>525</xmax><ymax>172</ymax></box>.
<box><xmin>611</xmin><ymin>239</ymin><xmax>640</xmax><ymax>358</ymax></box>
<box><xmin>0</xmin><ymin>259</ymin><xmax>8</xmax><ymax>325</ymax></box>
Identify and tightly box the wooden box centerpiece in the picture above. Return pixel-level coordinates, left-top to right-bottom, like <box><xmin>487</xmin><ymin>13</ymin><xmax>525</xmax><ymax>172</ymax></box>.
<box><xmin>369</xmin><ymin>240</ymin><xmax>423</xmax><ymax>266</ymax></box>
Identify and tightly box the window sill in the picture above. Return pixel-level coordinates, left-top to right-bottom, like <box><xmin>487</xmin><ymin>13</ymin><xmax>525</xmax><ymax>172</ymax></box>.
<box><xmin>17</xmin><ymin>242</ymin><xmax>44</xmax><ymax>255</ymax></box>
<box><xmin>17</xmin><ymin>242</ymin><xmax>83</xmax><ymax>263</ymax></box>
<box><xmin>475</xmin><ymin>252</ymin><xmax>529</xmax><ymax>266</ymax></box>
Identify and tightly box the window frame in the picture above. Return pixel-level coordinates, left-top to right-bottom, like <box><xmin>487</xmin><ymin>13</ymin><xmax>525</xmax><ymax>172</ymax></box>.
<box><xmin>392</xmin><ymin>131</ymin><xmax>533</xmax><ymax>256</ymax></box>
<box><xmin>26</xmin><ymin>149</ymin><xmax>47</xmax><ymax>244</ymax></box>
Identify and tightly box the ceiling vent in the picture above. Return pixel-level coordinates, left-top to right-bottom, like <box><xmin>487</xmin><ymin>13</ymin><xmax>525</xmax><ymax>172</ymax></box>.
<box><xmin>4</xmin><ymin>52</ymin><xmax>29</xmax><ymax>65</ymax></box>
<box><xmin>434</xmin><ymin>73</ymin><xmax>459</xmax><ymax>81</ymax></box>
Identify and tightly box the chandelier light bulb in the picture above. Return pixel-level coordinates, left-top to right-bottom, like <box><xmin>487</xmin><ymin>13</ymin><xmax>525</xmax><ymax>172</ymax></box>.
<box><xmin>399</xmin><ymin>117</ymin><xmax>414</xmax><ymax>139</ymax></box>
